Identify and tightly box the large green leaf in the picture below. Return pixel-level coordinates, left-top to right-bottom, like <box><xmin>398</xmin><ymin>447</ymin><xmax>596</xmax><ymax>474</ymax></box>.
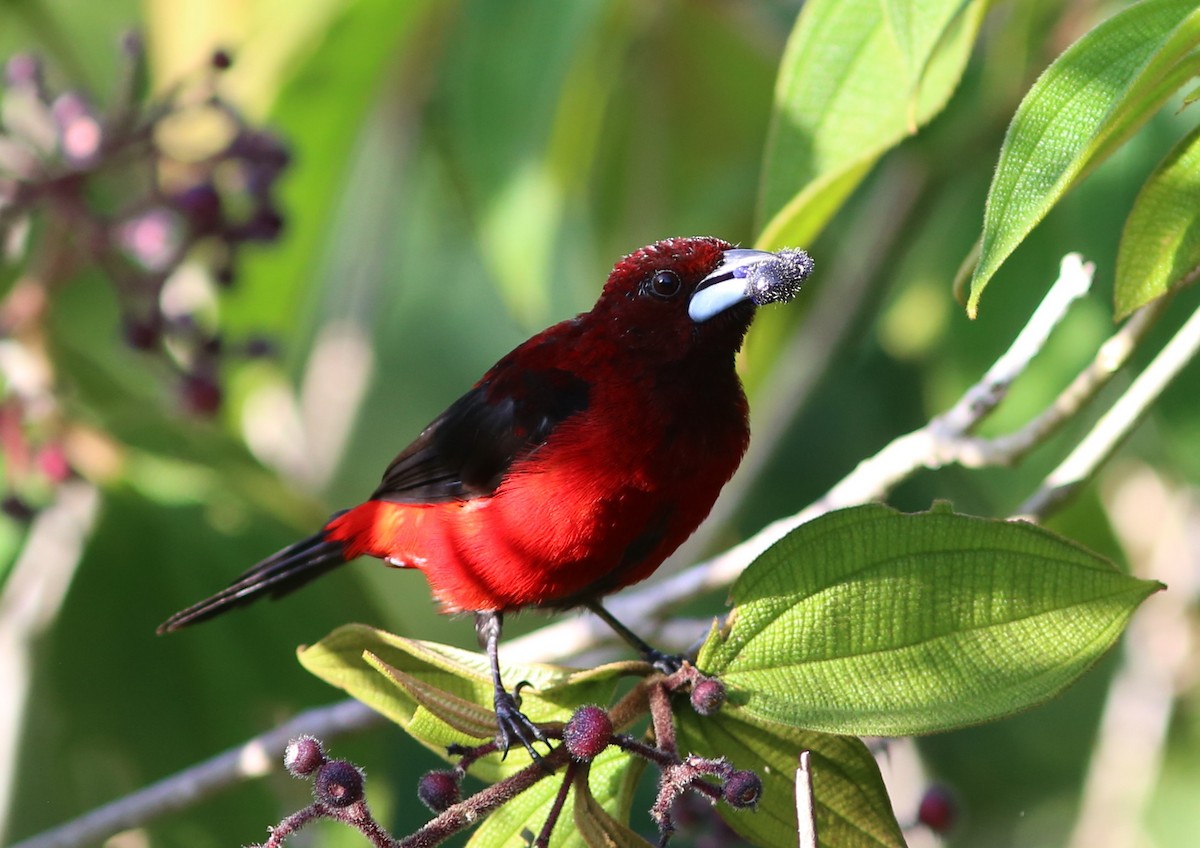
<box><xmin>297</xmin><ymin>624</ymin><xmax>632</xmax><ymax>782</ymax></box>
<box><xmin>573</xmin><ymin>764</ymin><xmax>652</xmax><ymax>848</ymax></box>
<box><xmin>466</xmin><ymin>747</ymin><xmax>637</xmax><ymax>848</ymax></box>
<box><xmin>222</xmin><ymin>0</ymin><xmax>433</xmax><ymax>337</ymax></box>
<box><xmin>882</xmin><ymin>0</ymin><xmax>975</xmax><ymax>90</ymax></box>
<box><xmin>438</xmin><ymin>0</ymin><xmax>616</xmax><ymax>327</ymax></box>
<box><xmin>756</xmin><ymin>0</ymin><xmax>985</xmax><ymax>250</ymax></box>
<box><xmin>1114</xmin><ymin>122</ymin><xmax>1200</xmax><ymax>318</ymax></box>
<box><xmin>698</xmin><ymin>504</ymin><xmax>1160</xmax><ymax>736</ymax></box>
<box><xmin>968</xmin><ymin>0</ymin><xmax>1200</xmax><ymax>316</ymax></box>
<box><xmin>677</xmin><ymin>711</ymin><xmax>904</xmax><ymax>848</ymax></box>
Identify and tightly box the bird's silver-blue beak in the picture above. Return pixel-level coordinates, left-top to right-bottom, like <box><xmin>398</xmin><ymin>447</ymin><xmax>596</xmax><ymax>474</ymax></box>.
<box><xmin>689</xmin><ymin>249</ymin><xmax>777</xmax><ymax>323</ymax></box>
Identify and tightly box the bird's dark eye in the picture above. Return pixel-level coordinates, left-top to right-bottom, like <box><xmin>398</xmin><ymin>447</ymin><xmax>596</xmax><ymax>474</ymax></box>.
<box><xmin>646</xmin><ymin>269</ymin><xmax>682</xmax><ymax>299</ymax></box>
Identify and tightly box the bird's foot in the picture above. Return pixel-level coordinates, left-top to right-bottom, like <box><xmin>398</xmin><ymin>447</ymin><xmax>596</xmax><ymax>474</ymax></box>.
<box><xmin>643</xmin><ymin>648</ymin><xmax>686</xmax><ymax>676</ymax></box>
<box><xmin>494</xmin><ymin>685</ymin><xmax>552</xmax><ymax>764</ymax></box>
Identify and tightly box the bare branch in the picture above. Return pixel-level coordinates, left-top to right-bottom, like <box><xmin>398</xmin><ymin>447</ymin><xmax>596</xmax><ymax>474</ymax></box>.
<box><xmin>803</xmin><ymin>253</ymin><xmax>1095</xmax><ymax>518</ymax></box>
<box><xmin>953</xmin><ymin>295</ymin><xmax>1167</xmax><ymax>468</ymax></box>
<box><xmin>1017</xmin><ymin>298</ymin><xmax>1200</xmax><ymax>520</ymax></box>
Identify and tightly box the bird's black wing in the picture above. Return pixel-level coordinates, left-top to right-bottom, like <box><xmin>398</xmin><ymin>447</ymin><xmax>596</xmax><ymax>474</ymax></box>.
<box><xmin>371</xmin><ymin>364</ymin><xmax>590</xmax><ymax>503</ymax></box>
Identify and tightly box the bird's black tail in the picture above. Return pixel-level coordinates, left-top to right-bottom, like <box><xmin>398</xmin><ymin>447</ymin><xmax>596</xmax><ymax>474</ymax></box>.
<box><xmin>157</xmin><ymin>530</ymin><xmax>348</xmax><ymax>633</ymax></box>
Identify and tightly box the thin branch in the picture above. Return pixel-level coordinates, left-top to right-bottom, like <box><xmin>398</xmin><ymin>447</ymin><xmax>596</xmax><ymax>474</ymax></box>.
<box><xmin>1017</xmin><ymin>298</ymin><xmax>1200</xmax><ymax>519</ymax></box>
<box><xmin>9</xmin><ymin>699</ymin><xmax>383</xmax><ymax>848</ymax></box>
<box><xmin>802</xmin><ymin>252</ymin><xmax>1095</xmax><ymax>519</ymax></box>
<box><xmin>953</xmin><ymin>295</ymin><xmax>1167</xmax><ymax>468</ymax></box>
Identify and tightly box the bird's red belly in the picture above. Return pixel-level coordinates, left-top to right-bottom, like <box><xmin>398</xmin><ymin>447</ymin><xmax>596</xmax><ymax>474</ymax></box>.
<box><xmin>327</xmin><ymin>459</ymin><xmax>725</xmax><ymax>613</ymax></box>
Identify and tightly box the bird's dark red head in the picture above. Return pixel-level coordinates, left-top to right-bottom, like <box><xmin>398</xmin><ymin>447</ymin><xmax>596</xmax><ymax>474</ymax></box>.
<box><xmin>592</xmin><ymin>236</ymin><xmax>746</xmax><ymax>358</ymax></box>
<box><xmin>591</xmin><ymin>236</ymin><xmax>813</xmax><ymax>362</ymax></box>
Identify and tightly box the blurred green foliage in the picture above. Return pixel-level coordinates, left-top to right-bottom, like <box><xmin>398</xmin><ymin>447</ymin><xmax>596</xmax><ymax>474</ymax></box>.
<box><xmin>3</xmin><ymin>0</ymin><xmax>1200</xmax><ymax>846</ymax></box>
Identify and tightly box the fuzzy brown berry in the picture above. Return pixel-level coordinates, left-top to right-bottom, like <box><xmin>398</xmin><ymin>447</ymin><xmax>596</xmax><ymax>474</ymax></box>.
<box><xmin>722</xmin><ymin>770</ymin><xmax>762</xmax><ymax>809</ymax></box>
<box><xmin>179</xmin><ymin>372</ymin><xmax>222</xmax><ymax>415</ymax></box>
<box><xmin>562</xmin><ymin>705</ymin><xmax>613</xmax><ymax>762</ymax></box>
<box><xmin>1</xmin><ymin>494</ymin><xmax>36</xmax><ymax>523</ymax></box>
<box><xmin>917</xmin><ymin>784</ymin><xmax>957</xmax><ymax>833</ymax></box>
<box><xmin>283</xmin><ymin>735</ymin><xmax>325</xmax><ymax>778</ymax></box>
<box><xmin>122</xmin><ymin>316</ymin><xmax>161</xmax><ymax>350</ymax></box>
<box><xmin>689</xmin><ymin>678</ymin><xmax>727</xmax><ymax>716</ymax></box>
<box><xmin>417</xmin><ymin>769</ymin><xmax>461</xmax><ymax>813</ymax></box>
<box><xmin>314</xmin><ymin>760</ymin><xmax>364</xmax><ymax>808</ymax></box>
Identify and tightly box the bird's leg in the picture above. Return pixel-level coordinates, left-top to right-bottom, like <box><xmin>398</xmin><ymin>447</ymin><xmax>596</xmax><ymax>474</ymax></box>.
<box><xmin>474</xmin><ymin>610</ymin><xmax>550</xmax><ymax>761</ymax></box>
<box><xmin>585</xmin><ymin>600</ymin><xmax>684</xmax><ymax>674</ymax></box>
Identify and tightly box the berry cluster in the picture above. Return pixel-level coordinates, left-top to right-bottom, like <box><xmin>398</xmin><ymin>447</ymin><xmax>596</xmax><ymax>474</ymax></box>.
<box><xmin>0</xmin><ymin>35</ymin><xmax>288</xmax><ymax>518</ymax></box>
<box><xmin>260</xmin><ymin>667</ymin><xmax>760</xmax><ymax>847</ymax></box>
<box><xmin>262</xmin><ymin>736</ymin><xmax>390</xmax><ymax>848</ymax></box>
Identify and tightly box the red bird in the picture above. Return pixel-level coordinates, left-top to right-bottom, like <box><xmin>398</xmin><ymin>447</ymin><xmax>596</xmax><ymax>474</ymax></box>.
<box><xmin>160</xmin><ymin>236</ymin><xmax>810</xmax><ymax>757</ymax></box>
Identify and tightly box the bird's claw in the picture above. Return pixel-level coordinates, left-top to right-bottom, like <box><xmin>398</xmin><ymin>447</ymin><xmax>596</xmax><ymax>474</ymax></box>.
<box><xmin>494</xmin><ymin>687</ymin><xmax>551</xmax><ymax>764</ymax></box>
<box><xmin>644</xmin><ymin>649</ymin><xmax>685</xmax><ymax>676</ymax></box>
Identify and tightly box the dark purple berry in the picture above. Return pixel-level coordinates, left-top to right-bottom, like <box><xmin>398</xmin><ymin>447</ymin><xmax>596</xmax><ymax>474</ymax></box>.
<box><xmin>314</xmin><ymin>760</ymin><xmax>365</xmax><ymax>808</ymax></box>
<box><xmin>1</xmin><ymin>494</ymin><xmax>36</xmax><ymax>523</ymax></box>
<box><xmin>917</xmin><ymin>784</ymin><xmax>957</xmax><ymax>833</ymax></box>
<box><xmin>211</xmin><ymin>49</ymin><xmax>233</xmax><ymax>70</ymax></box>
<box><xmin>722</xmin><ymin>770</ymin><xmax>762</xmax><ymax>809</ymax></box>
<box><xmin>231</xmin><ymin>130</ymin><xmax>291</xmax><ymax>170</ymax></box>
<box><xmin>122</xmin><ymin>316</ymin><xmax>161</xmax><ymax>351</ymax></box>
<box><xmin>172</xmin><ymin>184</ymin><xmax>223</xmax><ymax>234</ymax></box>
<box><xmin>417</xmin><ymin>770</ymin><xmax>461</xmax><ymax>813</ymax></box>
<box><xmin>284</xmin><ymin>736</ymin><xmax>326</xmax><ymax>778</ymax></box>
<box><xmin>562</xmin><ymin>705</ymin><xmax>613</xmax><ymax>762</ymax></box>
<box><xmin>240</xmin><ymin>206</ymin><xmax>283</xmax><ymax>242</ymax></box>
<box><xmin>200</xmin><ymin>334</ymin><xmax>223</xmax><ymax>356</ymax></box>
<box><xmin>242</xmin><ymin>335</ymin><xmax>277</xmax><ymax>359</ymax></box>
<box><xmin>180</xmin><ymin>372</ymin><xmax>222</xmax><ymax>416</ymax></box>
<box><xmin>689</xmin><ymin>678</ymin><xmax>726</xmax><ymax>716</ymax></box>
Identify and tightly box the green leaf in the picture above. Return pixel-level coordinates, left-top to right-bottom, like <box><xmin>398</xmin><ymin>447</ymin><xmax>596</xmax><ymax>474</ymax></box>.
<box><xmin>1114</xmin><ymin>122</ymin><xmax>1200</xmax><ymax>318</ymax></box>
<box><xmin>363</xmin><ymin>651</ymin><xmax>498</xmax><ymax>739</ymax></box>
<box><xmin>223</xmin><ymin>0</ymin><xmax>433</xmax><ymax>337</ymax></box>
<box><xmin>756</xmin><ymin>0</ymin><xmax>985</xmax><ymax>250</ymax></box>
<box><xmin>297</xmin><ymin>624</ymin><xmax>627</xmax><ymax>782</ymax></box>
<box><xmin>698</xmin><ymin>504</ymin><xmax>1161</xmax><ymax>737</ymax></box>
<box><xmin>439</xmin><ymin>0</ymin><xmax>618</xmax><ymax>327</ymax></box>
<box><xmin>677</xmin><ymin>711</ymin><xmax>904</xmax><ymax>848</ymax></box>
<box><xmin>882</xmin><ymin>0</ymin><xmax>974</xmax><ymax>90</ymax></box>
<box><xmin>968</xmin><ymin>0</ymin><xmax>1200</xmax><ymax>317</ymax></box>
<box><xmin>573</xmin><ymin>766</ymin><xmax>653</xmax><ymax>848</ymax></box>
<box><xmin>466</xmin><ymin>747</ymin><xmax>636</xmax><ymax>848</ymax></box>
<box><xmin>1183</xmin><ymin>78</ymin><xmax>1200</xmax><ymax>107</ymax></box>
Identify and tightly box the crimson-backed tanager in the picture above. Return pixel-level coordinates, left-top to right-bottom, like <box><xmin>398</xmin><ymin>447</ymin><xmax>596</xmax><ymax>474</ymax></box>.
<box><xmin>160</xmin><ymin>236</ymin><xmax>812</xmax><ymax>758</ymax></box>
